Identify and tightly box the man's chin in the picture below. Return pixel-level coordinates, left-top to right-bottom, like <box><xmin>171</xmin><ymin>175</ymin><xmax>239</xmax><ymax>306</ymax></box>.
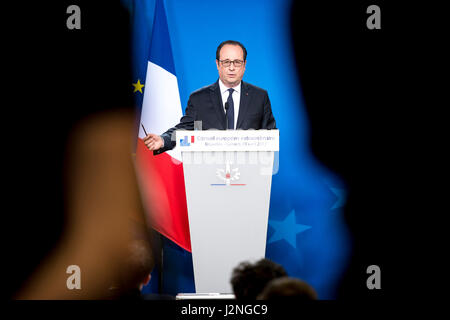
<box><xmin>225</xmin><ymin>79</ymin><xmax>240</xmax><ymax>87</ymax></box>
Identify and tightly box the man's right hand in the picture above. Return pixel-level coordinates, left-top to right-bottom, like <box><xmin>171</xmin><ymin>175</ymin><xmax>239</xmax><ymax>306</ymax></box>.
<box><xmin>143</xmin><ymin>133</ymin><xmax>164</xmax><ymax>151</ymax></box>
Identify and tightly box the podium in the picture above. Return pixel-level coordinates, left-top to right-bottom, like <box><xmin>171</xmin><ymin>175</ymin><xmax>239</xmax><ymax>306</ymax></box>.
<box><xmin>175</xmin><ymin>130</ymin><xmax>279</xmax><ymax>293</ymax></box>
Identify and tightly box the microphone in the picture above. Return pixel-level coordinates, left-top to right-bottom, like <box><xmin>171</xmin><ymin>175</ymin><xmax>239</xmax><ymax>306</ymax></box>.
<box><xmin>225</xmin><ymin>102</ymin><xmax>229</xmax><ymax>130</ymax></box>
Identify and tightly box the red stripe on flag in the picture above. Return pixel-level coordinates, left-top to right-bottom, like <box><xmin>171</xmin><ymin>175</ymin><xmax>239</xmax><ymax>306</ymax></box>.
<box><xmin>135</xmin><ymin>138</ymin><xmax>191</xmax><ymax>252</ymax></box>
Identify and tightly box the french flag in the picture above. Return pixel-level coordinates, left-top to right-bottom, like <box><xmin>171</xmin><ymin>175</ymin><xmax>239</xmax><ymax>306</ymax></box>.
<box><xmin>135</xmin><ymin>0</ymin><xmax>191</xmax><ymax>253</ymax></box>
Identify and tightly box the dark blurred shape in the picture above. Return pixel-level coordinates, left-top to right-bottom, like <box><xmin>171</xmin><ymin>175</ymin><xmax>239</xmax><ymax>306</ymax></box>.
<box><xmin>290</xmin><ymin>1</ymin><xmax>414</xmax><ymax>298</ymax></box>
<box><xmin>17</xmin><ymin>109</ymin><xmax>148</xmax><ymax>299</ymax></box>
<box><xmin>230</xmin><ymin>258</ymin><xmax>287</xmax><ymax>300</ymax></box>
<box><xmin>257</xmin><ymin>277</ymin><xmax>318</xmax><ymax>300</ymax></box>
<box><xmin>4</xmin><ymin>1</ymin><xmax>149</xmax><ymax>299</ymax></box>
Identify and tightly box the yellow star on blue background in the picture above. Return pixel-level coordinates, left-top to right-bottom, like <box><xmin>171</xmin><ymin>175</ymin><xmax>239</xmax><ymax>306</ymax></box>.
<box><xmin>132</xmin><ymin>79</ymin><xmax>144</xmax><ymax>93</ymax></box>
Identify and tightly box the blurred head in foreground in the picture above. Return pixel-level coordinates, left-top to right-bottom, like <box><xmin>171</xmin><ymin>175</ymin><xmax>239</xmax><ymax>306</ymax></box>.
<box><xmin>257</xmin><ymin>277</ymin><xmax>317</xmax><ymax>300</ymax></box>
<box><xmin>116</xmin><ymin>239</ymin><xmax>155</xmax><ymax>295</ymax></box>
<box><xmin>230</xmin><ymin>258</ymin><xmax>288</xmax><ymax>299</ymax></box>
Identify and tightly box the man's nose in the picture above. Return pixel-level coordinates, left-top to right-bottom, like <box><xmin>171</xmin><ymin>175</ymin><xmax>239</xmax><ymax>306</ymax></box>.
<box><xmin>228</xmin><ymin>63</ymin><xmax>235</xmax><ymax>71</ymax></box>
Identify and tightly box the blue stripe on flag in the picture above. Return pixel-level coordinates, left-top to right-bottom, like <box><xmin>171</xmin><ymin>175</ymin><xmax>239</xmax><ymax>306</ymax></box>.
<box><xmin>149</xmin><ymin>0</ymin><xmax>176</xmax><ymax>76</ymax></box>
<box><xmin>130</xmin><ymin>0</ymin><xmax>153</xmax><ymax>111</ymax></box>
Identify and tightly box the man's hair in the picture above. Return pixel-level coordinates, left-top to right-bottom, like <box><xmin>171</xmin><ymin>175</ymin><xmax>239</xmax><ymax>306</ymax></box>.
<box><xmin>122</xmin><ymin>239</ymin><xmax>155</xmax><ymax>289</ymax></box>
<box><xmin>257</xmin><ymin>277</ymin><xmax>318</xmax><ymax>300</ymax></box>
<box><xmin>230</xmin><ymin>258</ymin><xmax>287</xmax><ymax>299</ymax></box>
<box><xmin>216</xmin><ymin>40</ymin><xmax>247</xmax><ymax>61</ymax></box>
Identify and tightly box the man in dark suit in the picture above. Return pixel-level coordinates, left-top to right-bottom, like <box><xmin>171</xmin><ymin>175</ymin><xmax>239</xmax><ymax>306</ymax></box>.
<box><xmin>144</xmin><ymin>40</ymin><xmax>277</xmax><ymax>154</ymax></box>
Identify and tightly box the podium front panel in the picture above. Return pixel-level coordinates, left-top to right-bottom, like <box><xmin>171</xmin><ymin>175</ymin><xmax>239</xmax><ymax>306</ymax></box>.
<box><xmin>182</xmin><ymin>151</ymin><xmax>274</xmax><ymax>293</ymax></box>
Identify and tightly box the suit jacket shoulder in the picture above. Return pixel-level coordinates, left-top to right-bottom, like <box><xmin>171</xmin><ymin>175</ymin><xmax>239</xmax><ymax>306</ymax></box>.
<box><xmin>190</xmin><ymin>82</ymin><xmax>218</xmax><ymax>97</ymax></box>
<box><xmin>242</xmin><ymin>81</ymin><xmax>268</xmax><ymax>95</ymax></box>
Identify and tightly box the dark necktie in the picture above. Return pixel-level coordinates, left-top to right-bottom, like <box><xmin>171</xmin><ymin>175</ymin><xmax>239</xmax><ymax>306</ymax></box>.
<box><xmin>226</xmin><ymin>88</ymin><xmax>235</xmax><ymax>129</ymax></box>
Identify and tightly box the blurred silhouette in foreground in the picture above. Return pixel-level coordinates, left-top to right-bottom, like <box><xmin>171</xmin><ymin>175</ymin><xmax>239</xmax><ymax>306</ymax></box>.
<box><xmin>6</xmin><ymin>1</ymin><xmax>154</xmax><ymax>299</ymax></box>
<box><xmin>230</xmin><ymin>258</ymin><xmax>288</xmax><ymax>300</ymax></box>
<box><xmin>290</xmin><ymin>1</ymin><xmax>408</xmax><ymax>298</ymax></box>
<box><xmin>257</xmin><ymin>277</ymin><xmax>317</xmax><ymax>300</ymax></box>
<box><xmin>17</xmin><ymin>109</ymin><xmax>148</xmax><ymax>299</ymax></box>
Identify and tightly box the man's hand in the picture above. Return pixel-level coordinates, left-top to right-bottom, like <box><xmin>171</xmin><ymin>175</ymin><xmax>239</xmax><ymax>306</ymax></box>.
<box><xmin>143</xmin><ymin>133</ymin><xmax>164</xmax><ymax>151</ymax></box>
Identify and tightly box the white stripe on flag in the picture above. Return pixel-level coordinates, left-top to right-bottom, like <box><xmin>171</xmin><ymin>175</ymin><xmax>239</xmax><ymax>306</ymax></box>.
<box><xmin>139</xmin><ymin>61</ymin><xmax>183</xmax><ymax>161</ymax></box>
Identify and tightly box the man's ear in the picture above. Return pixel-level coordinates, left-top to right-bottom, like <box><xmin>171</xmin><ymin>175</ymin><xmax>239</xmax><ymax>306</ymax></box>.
<box><xmin>216</xmin><ymin>59</ymin><xmax>220</xmax><ymax>70</ymax></box>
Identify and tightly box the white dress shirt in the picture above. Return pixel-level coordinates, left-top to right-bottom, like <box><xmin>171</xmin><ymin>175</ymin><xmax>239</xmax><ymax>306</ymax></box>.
<box><xmin>218</xmin><ymin>79</ymin><xmax>241</xmax><ymax>129</ymax></box>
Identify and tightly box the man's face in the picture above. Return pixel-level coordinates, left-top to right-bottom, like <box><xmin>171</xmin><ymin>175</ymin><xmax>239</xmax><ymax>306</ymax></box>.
<box><xmin>216</xmin><ymin>44</ymin><xmax>246</xmax><ymax>88</ymax></box>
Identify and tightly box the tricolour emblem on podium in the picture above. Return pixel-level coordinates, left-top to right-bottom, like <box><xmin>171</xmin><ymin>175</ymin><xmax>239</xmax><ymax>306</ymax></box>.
<box><xmin>180</xmin><ymin>135</ymin><xmax>195</xmax><ymax>146</ymax></box>
<box><xmin>212</xmin><ymin>163</ymin><xmax>246</xmax><ymax>186</ymax></box>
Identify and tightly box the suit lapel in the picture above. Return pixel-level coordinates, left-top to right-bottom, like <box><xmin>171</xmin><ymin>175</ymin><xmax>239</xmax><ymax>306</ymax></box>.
<box><xmin>209</xmin><ymin>80</ymin><xmax>226</xmax><ymax>129</ymax></box>
<box><xmin>236</xmin><ymin>81</ymin><xmax>251</xmax><ymax>129</ymax></box>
